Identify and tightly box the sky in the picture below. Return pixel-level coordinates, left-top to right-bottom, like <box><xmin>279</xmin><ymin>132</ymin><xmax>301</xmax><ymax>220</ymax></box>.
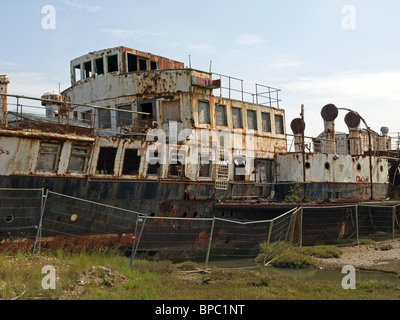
<box><xmin>1</xmin><ymin>0</ymin><xmax>400</xmax><ymax>138</ymax></box>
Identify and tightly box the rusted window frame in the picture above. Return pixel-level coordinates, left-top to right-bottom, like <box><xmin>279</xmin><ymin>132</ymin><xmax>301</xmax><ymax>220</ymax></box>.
<box><xmin>122</xmin><ymin>148</ymin><xmax>141</xmax><ymax>176</ymax></box>
<box><xmin>68</xmin><ymin>145</ymin><xmax>91</xmax><ymax>173</ymax></box>
<box><xmin>37</xmin><ymin>143</ymin><xmax>62</xmax><ymax>173</ymax></box>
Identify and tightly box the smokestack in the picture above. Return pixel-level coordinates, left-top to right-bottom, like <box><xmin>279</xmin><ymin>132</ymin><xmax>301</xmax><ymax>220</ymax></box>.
<box><xmin>321</xmin><ymin>104</ymin><xmax>338</xmax><ymax>154</ymax></box>
<box><xmin>345</xmin><ymin>111</ymin><xmax>362</xmax><ymax>155</ymax></box>
<box><xmin>0</xmin><ymin>75</ymin><xmax>10</xmax><ymax>127</ymax></box>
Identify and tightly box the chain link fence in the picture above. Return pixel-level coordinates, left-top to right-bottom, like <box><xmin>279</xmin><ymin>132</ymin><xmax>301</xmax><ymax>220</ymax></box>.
<box><xmin>0</xmin><ymin>188</ymin><xmax>399</xmax><ymax>266</ymax></box>
<box><xmin>0</xmin><ymin>188</ymin><xmax>44</xmax><ymax>252</ymax></box>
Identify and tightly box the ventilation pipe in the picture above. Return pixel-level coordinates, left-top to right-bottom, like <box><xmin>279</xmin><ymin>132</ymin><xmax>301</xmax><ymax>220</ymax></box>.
<box><xmin>345</xmin><ymin>111</ymin><xmax>362</xmax><ymax>155</ymax></box>
<box><xmin>321</xmin><ymin>104</ymin><xmax>338</xmax><ymax>154</ymax></box>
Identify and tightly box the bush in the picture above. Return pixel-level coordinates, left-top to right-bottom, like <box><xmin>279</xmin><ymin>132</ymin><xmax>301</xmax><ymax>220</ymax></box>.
<box><xmin>296</xmin><ymin>246</ymin><xmax>342</xmax><ymax>259</ymax></box>
<box><xmin>271</xmin><ymin>251</ymin><xmax>315</xmax><ymax>269</ymax></box>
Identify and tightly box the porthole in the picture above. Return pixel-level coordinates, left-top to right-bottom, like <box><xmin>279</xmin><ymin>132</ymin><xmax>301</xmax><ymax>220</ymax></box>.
<box><xmin>357</xmin><ymin>163</ymin><xmax>361</xmax><ymax>171</ymax></box>
<box><xmin>5</xmin><ymin>214</ymin><xmax>14</xmax><ymax>223</ymax></box>
<box><xmin>380</xmin><ymin>165</ymin><xmax>384</xmax><ymax>172</ymax></box>
<box><xmin>325</xmin><ymin>162</ymin><xmax>330</xmax><ymax>170</ymax></box>
<box><xmin>70</xmin><ymin>214</ymin><xmax>78</xmax><ymax>222</ymax></box>
<box><xmin>305</xmin><ymin>162</ymin><xmax>311</xmax><ymax>169</ymax></box>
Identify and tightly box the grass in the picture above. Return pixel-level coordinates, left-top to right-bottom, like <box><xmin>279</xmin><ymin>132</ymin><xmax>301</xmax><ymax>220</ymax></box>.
<box><xmin>255</xmin><ymin>242</ymin><xmax>343</xmax><ymax>269</ymax></box>
<box><xmin>0</xmin><ymin>248</ymin><xmax>399</xmax><ymax>300</ymax></box>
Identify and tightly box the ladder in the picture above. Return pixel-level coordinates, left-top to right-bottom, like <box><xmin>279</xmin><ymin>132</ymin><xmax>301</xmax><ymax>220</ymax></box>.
<box><xmin>215</xmin><ymin>147</ymin><xmax>229</xmax><ymax>190</ymax></box>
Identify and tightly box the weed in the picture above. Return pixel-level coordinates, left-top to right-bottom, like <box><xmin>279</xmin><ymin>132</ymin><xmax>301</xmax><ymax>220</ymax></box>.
<box><xmin>284</xmin><ymin>184</ymin><xmax>302</xmax><ymax>203</ymax></box>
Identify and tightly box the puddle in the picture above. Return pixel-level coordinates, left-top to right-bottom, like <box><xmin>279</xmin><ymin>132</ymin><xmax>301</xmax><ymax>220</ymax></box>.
<box><xmin>208</xmin><ymin>258</ymin><xmax>400</xmax><ymax>285</ymax></box>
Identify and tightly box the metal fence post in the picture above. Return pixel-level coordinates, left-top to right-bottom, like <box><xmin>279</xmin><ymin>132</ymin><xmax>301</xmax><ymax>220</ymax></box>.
<box><xmin>392</xmin><ymin>206</ymin><xmax>396</xmax><ymax>240</ymax></box>
<box><xmin>299</xmin><ymin>207</ymin><xmax>303</xmax><ymax>247</ymax></box>
<box><xmin>355</xmin><ymin>205</ymin><xmax>359</xmax><ymax>245</ymax></box>
<box><xmin>32</xmin><ymin>188</ymin><xmax>48</xmax><ymax>256</ymax></box>
<box><xmin>266</xmin><ymin>220</ymin><xmax>274</xmax><ymax>245</ymax></box>
<box><xmin>204</xmin><ymin>217</ymin><xmax>215</xmax><ymax>270</ymax></box>
<box><xmin>130</xmin><ymin>214</ymin><xmax>147</xmax><ymax>268</ymax></box>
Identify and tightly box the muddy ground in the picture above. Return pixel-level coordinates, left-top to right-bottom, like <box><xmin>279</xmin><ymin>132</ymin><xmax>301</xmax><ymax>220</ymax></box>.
<box><xmin>316</xmin><ymin>238</ymin><xmax>400</xmax><ymax>274</ymax></box>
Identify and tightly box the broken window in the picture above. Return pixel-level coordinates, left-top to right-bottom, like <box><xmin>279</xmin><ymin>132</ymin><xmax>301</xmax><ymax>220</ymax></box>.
<box><xmin>68</xmin><ymin>146</ymin><xmax>90</xmax><ymax>173</ymax></box>
<box><xmin>198</xmin><ymin>153</ymin><xmax>212</xmax><ymax>178</ymax></box>
<box><xmin>82</xmin><ymin>110</ymin><xmax>93</xmax><ymax>125</ymax></box>
<box><xmin>139</xmin><ymin>58</ymin><xmax>148</xmax><ymax>71</ymax></box>
<box><xmin>117</xmin><ymin>105</ymin><xmax>132</xmax><ymax>126</ymax></box>
<box><xmin>162</xmin><ymin>100</ymin><xmax>181</xmax><ymax>122</ymax></box>
<box><xmin>234</xmin><ymin>156</ymin><xmax>246</xmax><ymax>181</ymax></box>
<box><xmin>96</xmin><ymin>147</ymin><xmax>117</xmax><ymax>174</ymax></box>
<box><xmin>232</xmin><ymin>107</ymin><xmax>242</xmax><ymax>129</ymax></box>
<box><xmin>95</xmin><ymin>57</ymin><xmax>104</xmax><ymax>75</ymax></box>
<box><xmin>98</xmin><ymin>107</ymin><xmax>111</xmax><ymax>129</ymax></box>
<box><xmin>216</xmin><ymin>104</ymin><xmax>227</xmax><ymax>126</ymax></box>
<box><xmin>127</xmin><ymin>53</ymin><xmax>138</xmax><ymax>72</ymax></box>
<box><xmin>169</xmin><ymin>150</ymin><xmax>185</xmax><ymax>178</ymax></box>
<box><xmin>122</xmin><ymin>149</ymin><xmax>141</xmax><ymax>175</ymax></box>
<box><xmin>247</xmin><ymin>110</ymin><xmax>257</xmax><ymax>130</ymax></box>
<box><xmin>138</xmin><ymin>100</ymin><xmax>155</xmax><ymax>121</ymax></box>
<box><xmin>147</xmin><ymin>150</ymin><xmax>161</xmax><ymax>175</ymax></box>
<box><xmin>275</xmin><ymin>115</ymin><xmax>284</xmax><ymax>134</ymax></box>
<box><xmin>150</xmin><ymin>61</ymin><xmax>158</xmax><ymax>70</ymax></box>
<box><xmin>107</xmin><ymin>55</ymin><xmax>118</xmax><ymax>73</ymax></box>
<box><xmin>262</xmin><ymin>112</ymin><xmax>272</xmax><ymax>133</ymax></box>
<box><xmin>74</xmin><ymin>65</ymin><xmax>81</xmax><ymax>82</ymax></box>
<box><xmin>198</xmin><ymin>101</ymin><xmax>210</xmax><ymax>124</ymax></box>
<box><xmin>83</xmin><ymin>61</ymin><xmax>92</xmax><ymax>79</ymax></box>
<box><xmin>37</xmin><ymin>144</ymin><xmax>61</xmax><ymax>172</ymax></box>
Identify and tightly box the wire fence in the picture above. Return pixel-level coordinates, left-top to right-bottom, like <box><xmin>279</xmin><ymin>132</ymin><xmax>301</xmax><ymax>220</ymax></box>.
<box><xmin>131</xmin><ymin>207</ymin><xmax>300</xmax><ymax>267</ymax></box>
<box><xmin>0</xmin><ymin>188</ymin><xmax>399</xmax><ymax>267</ymax></box>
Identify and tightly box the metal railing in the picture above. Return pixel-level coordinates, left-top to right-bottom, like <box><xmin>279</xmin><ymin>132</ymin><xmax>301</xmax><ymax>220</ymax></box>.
<box><xmin>0</xmin><ymin>93</ymin><xmax>150</xmax><ymax>137</ymax></box>
<box><xmin>212</xmin><ymin>73</ymin><xmax>281</xmax><ymax>108</ymax></box>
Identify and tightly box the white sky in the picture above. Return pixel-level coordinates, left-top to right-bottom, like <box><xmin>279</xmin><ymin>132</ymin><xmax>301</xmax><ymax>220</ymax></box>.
<box><xmin>1</xmin><ymin>0</ymin><xmax>399</xmax><ymax>137</ymax></box>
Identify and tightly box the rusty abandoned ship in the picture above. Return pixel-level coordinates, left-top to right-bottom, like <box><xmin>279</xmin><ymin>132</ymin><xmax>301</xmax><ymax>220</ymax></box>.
<box><xmin>0</xmin><ymin>46</ymin><xmax>399</xmax><ymax>256</ymax></box>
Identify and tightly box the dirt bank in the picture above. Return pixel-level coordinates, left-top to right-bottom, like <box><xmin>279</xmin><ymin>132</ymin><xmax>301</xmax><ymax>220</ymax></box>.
<box><xmin>317</xmin><ymin>239</ymin><xmax>400</xmax><ymax>274</ymax></box>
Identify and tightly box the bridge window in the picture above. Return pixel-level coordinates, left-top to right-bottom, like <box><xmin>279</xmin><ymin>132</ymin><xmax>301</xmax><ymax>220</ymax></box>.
<box><xmin>275</xmin><ymin>115</ymin><xmax>285</xmax><ymax>134</ymax></box>
<box><xmin>95</xmin><ymin>57</ymin><xmax>104</xmax><ymax>75</ymax></box>
<box><xmin>247</xmin><ymin>110</ymin><xmax>257</xmax><ymax>130</ymax></box>
<box><xmin>107</xmin><ymin>55</ymin><xmax>118</xmax><ymax>73</ymax></box>
<box><xmin>198</xmin><ymin>101</ymin><xmax>210</xmax><ymax>125</ymax></box>
<box><xmin>262</xmin><ymin>112</ymin><xmax>271</xmax><ymax>132</ymax></box>
<box><xmin>232</xmin><ymin>107</ymin><xmax>242</xmax><ymax>129</ymax></box>
<box><xmin>216</xmin><ymin>104</ymin><xmax>227</xmax><ymax>127</ymax></box>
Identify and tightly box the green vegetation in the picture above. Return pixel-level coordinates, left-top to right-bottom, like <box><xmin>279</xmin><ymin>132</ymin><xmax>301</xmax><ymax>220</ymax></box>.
<box><xmin>284</xmin><ymin>184</ymin><xmax>302</xmax><ymax>203</ymax></box>
<box><xmin>0</xmin><ymin>248</ymin><xmax>399</xmax><ymax>300</ymax></box>
<box><xmin>256</xmin><ymin>242</ymin><xmax>342</xmax><ymax>269</ymax></box>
